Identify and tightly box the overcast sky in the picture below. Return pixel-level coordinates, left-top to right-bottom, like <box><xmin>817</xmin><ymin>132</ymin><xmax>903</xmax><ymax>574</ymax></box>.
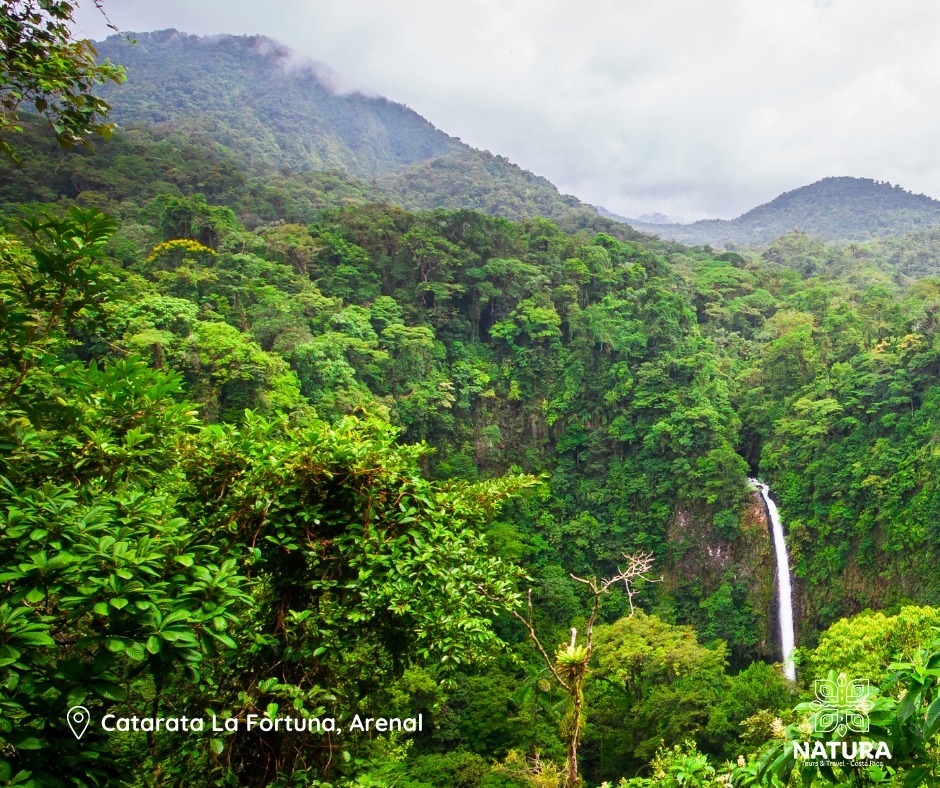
<box><xmin>74</xmin><ymin>0</ymin><xmax>940</xmax><ymax>221</ymax></box>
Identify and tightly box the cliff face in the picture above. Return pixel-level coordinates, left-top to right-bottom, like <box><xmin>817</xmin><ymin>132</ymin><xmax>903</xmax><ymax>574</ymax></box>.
<box><xmin>663</xmin><ymin>492</ymin><xmax>780</xmax><ymax>662</ymax></box>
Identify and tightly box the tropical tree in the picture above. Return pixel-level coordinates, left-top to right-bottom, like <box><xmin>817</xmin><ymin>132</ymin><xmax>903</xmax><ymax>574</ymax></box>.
<box><xmin>0</xmin><ymin>0</ymin><xmax>125</xmax><ymax>161</ymax></box>
<box><xmin>483</xmin><ymin>553</ymin><xmax>660</xmax><ymax>786</ymax></box>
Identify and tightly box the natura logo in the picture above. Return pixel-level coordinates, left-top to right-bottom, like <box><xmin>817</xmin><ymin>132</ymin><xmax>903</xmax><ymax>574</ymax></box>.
<box><xmin>792</xmin><ymin>672</ymin><xmax>892</xmax><ymax>764</ymax></box>
<box><xmin>809</xmin><ymin>673</ymin><xmax>872</xmax><ymax>737</ymax></box>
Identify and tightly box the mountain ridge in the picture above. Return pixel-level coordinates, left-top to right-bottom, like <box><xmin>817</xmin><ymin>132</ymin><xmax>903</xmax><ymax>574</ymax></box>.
<box><xmin>620</xmin><ymin>176</ymin><xmax>940</xmax><ymax>246</ymax></box>
<box><xmin>93</xmin><ymin>33</ymin><xmax>940</xmax><ymax>247</ymax></box>
<box><xmin>93</xmin><ymin>30</ymin><xmax>608</xmax><ymax>225</ymax></box>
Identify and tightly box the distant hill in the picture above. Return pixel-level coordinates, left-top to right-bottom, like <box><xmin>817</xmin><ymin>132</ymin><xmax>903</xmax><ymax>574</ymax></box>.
<box><xmin>93</xmin><ymin>30</ymin><xmax>604</xmax><ymax>224</ymax></box>
<box><xmin>375</xmin><ymin>148</ymin><xmax>613</xmax><ymax>226</ymax></box>
<box><xmin>622</xmin><ymin>177</ymin><xmax>940</xmax><ymax>246</ymax></box>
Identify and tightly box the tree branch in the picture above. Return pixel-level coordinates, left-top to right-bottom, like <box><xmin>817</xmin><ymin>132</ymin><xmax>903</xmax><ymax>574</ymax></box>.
<box><xmin>476</xmin><ymin>585</ymin><xmax>571</xmax><ymax>692</ymax></box>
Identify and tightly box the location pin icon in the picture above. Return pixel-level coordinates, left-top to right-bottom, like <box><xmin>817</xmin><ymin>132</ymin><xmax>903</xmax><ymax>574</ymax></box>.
<box><xmin>67</xmin><ymin>706</ymin><xmax>91</xmax><ymax>740</ymax></box>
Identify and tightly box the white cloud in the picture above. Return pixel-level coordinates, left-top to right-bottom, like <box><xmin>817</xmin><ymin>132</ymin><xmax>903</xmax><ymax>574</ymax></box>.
<box><xmin>74</xmin><ymin>0</ymin><xmax>940</xmax><ymax>220</ymax></box>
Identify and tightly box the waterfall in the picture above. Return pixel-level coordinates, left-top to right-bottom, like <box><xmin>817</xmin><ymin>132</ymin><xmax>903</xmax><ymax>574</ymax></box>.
<box><xmin>750</xmin><ymin>478</ymin><xmax>796</xmax><ymax>681</ymax></box>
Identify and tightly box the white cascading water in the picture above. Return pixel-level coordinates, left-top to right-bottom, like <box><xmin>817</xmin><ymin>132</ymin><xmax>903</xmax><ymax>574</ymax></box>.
<box><xmin>749</xmin><ymin>478</ymin><xmax>796</xmax><ymax>681</ymax></box>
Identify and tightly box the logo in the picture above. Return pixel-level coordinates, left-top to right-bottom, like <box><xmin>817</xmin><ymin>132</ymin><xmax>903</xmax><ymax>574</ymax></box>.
<box><xmin>809</xmin><ymin>673</ymin><xmax>872</xmax><ymax>736</ymax></box>
<box><xmin>792</xmin><ymin>673</ymin><xmax>891</xmax><ymax>764</ymax></box>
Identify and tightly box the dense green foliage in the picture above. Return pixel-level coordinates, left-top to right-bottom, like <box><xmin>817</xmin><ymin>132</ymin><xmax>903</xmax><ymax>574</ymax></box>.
<box><xmin>375</xmin><ymin>149</ymin><xmax>610</xmax><ymax>227</ymax></box>
<box><xmin>0</xmin><ymin>117</ymin><xmax>634</xmax><ymax>236</ymax></box>
<box><xmin>0</xmin><ymin>119</ymin><xmax>388</xmax><ymax>226</ymax></box>
<box><xmin>0</xmin><ymin>207</ymin><xmax>537</xmax><ymax>785</ymax></box>
<box><xmin>4</xmin><ymin>26</ymin><xmax>940</xmax><ymax>785</ymax></box>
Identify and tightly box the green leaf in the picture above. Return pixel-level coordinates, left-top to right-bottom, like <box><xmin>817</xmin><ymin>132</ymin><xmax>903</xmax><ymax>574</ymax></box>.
<box><xmin>213</xmin><ymin>633</ymin><xmax>237</xmax><ymax>649</ymax></box>
<box><xmin>926</xmin><ymin>695</ymin><xmax>940</xmax><ymax>737</ymax></box>
<box><xmin>903</xmin><ymin>765</ymin><xmax>931</xmax><ymax>787</ymax></box>
<box><xmin>89</xmin><ymin>680</ymin><xmax>126</xmax><ymax>701</ymax></box>
<box><xmin>24</xmin><ymin>588</ymin><xmax>45</xmax><ymax>603</ymax></box>
<box><xmin>0</xmin><ymin>645</ymin><xmax>21</xmax><ymax>667</ymax></box>
<box><xmin>105</xmin><ymin>637</ymin><xmax>125</xmax><ymax>653</ymax></box>
<box><xmin>18</xmin><ymin>631</ymin><xmax>54</xmax><ymax>646</ymax></box>
<box><xmin>899</xmin><ymin>689</ymin><xmax>919</xmax><ymax>722</ymax></box>
<box><xmin>66</xmin><ymin>687</ymin><xmax>86</xmax><ymax>707</ymax></box>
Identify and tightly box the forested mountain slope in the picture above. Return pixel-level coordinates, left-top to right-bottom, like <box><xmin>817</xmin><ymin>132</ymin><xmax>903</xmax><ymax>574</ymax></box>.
<box><xmin>376</xmin><ymin>148</ymin><xmax>605</xmax><ymax>226</ymax></box>
<box><xmin>0</xmin><ymin>119</ymin><xmax>638</xmax><ymax>242</ymax></box>
<box><xmin>624</xmin><ymin>177</ymin><xmax>940</xmax><ymax>246</ymax></box>
<box><xmin>95</xmin><ymin>29</ymin><xmax>463</xmax><ymax>177</ymax></box>
<box><xmin>93</xmin><ymin>30</ymin><xmax>603</xmax><ymax>224</ymax></box>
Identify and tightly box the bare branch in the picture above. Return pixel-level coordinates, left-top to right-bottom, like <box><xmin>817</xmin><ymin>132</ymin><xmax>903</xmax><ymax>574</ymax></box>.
<box><xmin>481</xmin><ymin>552</ymin><xmax>659</xmax><ymax>788</ymax></box>
<box><xmin>602</xmin><ymin>551</ymin><xmax>663</xmax><ymax>615</ymax></box>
